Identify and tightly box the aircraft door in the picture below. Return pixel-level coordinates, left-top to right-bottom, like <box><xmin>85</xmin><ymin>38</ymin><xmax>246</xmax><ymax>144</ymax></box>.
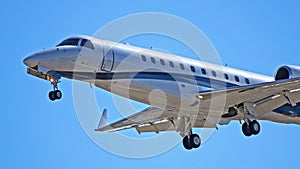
<box><xmin>101</xmin><ymin>48</ymin><xmax>114</xmax><ymax>71</ymax></box>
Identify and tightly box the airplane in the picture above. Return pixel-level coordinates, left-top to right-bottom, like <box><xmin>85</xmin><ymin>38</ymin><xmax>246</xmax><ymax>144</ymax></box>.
<box><xmin>23</xmin><ymin>35</ymin><xmax>300</xmax><ymax>150</ymax></box>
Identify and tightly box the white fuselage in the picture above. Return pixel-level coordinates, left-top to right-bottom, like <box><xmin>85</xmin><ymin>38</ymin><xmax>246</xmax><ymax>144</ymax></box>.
<box><xmin>27</xmin><ymin>35</ymin><xmax>300</xmax><ymax>123</ymax></box>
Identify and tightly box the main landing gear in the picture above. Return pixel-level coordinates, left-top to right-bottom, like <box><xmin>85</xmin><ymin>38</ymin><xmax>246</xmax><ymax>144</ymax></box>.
<box><xmin>242</xmin><ymin>120</ymin><xmax>260</xmax><ymax>137</ymax></box>
<box><xmin>178</xmin><ymin>117</ymin><xmax>201</xmax><ymax>150</ymax></box>
<box><xmin>48</xmin><ymin>78</ymin><xmax>62</xmax><ymax>101</ymax></box>
<box><xmin>182</xmin><ymin>132</ymin><xmax>201</xmax><ymax>150</ymax></box>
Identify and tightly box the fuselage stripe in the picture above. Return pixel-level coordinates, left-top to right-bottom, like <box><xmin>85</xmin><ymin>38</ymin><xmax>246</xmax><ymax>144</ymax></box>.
<box><xmin>60</xmin><ymin>71</ymin><xmax>240</xmax><ymax>89</ymax></box>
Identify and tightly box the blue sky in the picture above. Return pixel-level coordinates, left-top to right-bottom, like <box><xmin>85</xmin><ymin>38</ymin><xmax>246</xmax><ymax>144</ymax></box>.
<box><xmin>2</xmin><ymin>0</ymin><xmax>300</xmax><ymax>169</ymax></box>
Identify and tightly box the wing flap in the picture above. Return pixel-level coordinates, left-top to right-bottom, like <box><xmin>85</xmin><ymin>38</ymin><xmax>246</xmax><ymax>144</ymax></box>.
<box><xmin>136</xmin><ymin>120</ymin><xmax>175</xmax><ymax>133</ymax></box>
<box><xmin>135</xmin><ymin>117</ymin><xmax>217</xmax><ymax>133</ymax></box>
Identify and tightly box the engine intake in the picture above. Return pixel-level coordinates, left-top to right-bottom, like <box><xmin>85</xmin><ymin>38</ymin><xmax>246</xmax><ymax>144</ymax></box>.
<box><xmin>275</xmin><ymin>65</ymin><xmax>300</xmax><ymax>80</ymax></box>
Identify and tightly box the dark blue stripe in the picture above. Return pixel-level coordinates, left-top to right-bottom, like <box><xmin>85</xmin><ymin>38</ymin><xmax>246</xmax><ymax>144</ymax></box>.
<box><xmin>60</xmin><ymin>71</ymin><xmax>239</xmax><ymax>89</ymax></box>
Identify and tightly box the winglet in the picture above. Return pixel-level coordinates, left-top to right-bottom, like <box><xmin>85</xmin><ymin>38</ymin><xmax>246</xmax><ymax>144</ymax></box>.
<box><xmin>95</xmin><ymin>109</ymin><xmax>108</xmax><ymax>131</ymax></box>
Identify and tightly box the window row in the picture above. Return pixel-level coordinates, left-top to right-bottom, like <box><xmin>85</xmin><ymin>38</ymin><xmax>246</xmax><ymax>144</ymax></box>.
<box><xmin>142</xmin><ymin>55</ymin><xmax>182</xmax><ymax>69</ymax></box>
<box><xmin>141</xmin><ymin>55</ymin><xmax>250</xmax><ymax>84</ymax></box>
<box><xmin>208</xmin><ymin>71</ymin><xmax>250</xmax><ymax>84</ymax></box>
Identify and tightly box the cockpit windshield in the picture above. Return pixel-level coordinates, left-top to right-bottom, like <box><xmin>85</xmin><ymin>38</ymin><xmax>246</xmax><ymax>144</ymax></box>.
<box><xmin>56</xmin><ymin>38</ymin><xmax>94</xmax><ymax>50</ymax></box>
<box><xmin>56</xmin><ymin>38</ymin><xmax>80</xmax><ymax>47</ymax></box>
<box><xmin>80</xmin><ymin>39</ymin><xmax>94</xmax><ymax>50</ymax></box>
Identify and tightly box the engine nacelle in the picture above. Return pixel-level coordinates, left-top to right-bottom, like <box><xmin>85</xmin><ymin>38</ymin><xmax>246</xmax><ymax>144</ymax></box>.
<box><xmin>275</xmin><ymin>65</ymin><xmax>300</xmax><ymax>80</ymax></box>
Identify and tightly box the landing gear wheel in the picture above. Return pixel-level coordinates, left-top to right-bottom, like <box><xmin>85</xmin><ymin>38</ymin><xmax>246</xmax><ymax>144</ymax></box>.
<box><xmin>190</xmin><ymin>134</ymin><xmax>201</xmax><ymax>148</ymax></box>
<box><xmin>54</xmin><ymin>90</ymin><xmax>62</xmax><ymax>100</ymax></box>
<box><xmin>183</xmin><ymin>135</ymin><xmax>193</xmax><ymax>150</ymax></box>
<box><xmin>249</xmin><ymin>120</ymin><xmax>260</xmax><ymax>135</ymax></box>
<box><xmin>48</xmin><ymin>91</ymin><xmax>56</xmax><ymax>101</ymax></box>
<box><xmin>182</xmin><ymin>134</ymin><xmax>201</xmax><ymax>150</ymax></box>
<box><xmin>242</xmin><ymin>122</ymin><xmax>252</xmax><ymax>137</ymax></box>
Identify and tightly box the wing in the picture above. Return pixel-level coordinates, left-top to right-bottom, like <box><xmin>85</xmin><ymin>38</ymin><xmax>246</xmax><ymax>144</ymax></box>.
<box><xmin>96</xmin><ymin>78</ymin><xmax>300</xmax><ymax>133</ymax></box>
<box><xmin>95</xmin><ymin>106</ymin><xmax>216</xmax><ymax>133</ymax></box>
<box><xmin>197</xmin><ymin>77</ymin><xmax>300</xmax><ymax>120</ymax></box>
<box><xmin>95</xmin><ymin>107</ymin><xmax>178</xmax><ymax>133</ymax></box>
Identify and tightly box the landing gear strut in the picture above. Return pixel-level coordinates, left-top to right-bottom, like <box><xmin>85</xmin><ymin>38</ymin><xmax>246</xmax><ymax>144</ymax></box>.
<box><xmin>182</xmin><ymin>132</ymin><xmax>201</xmax><ymax>150</ymax></box>
<box><xmin>242</xmin><ymin>120</ymin><xmax>260</xmax><ymax>137</ymax></box>
<box><xmin>48</xmin><ymin>78</ymin><xmax>62</xmax><ymax>101</ymax></box>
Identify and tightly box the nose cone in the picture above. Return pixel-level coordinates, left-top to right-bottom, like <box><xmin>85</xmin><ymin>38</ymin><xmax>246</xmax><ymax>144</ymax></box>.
<box><xmin>23</xmin><ymin>55</ymin><xmax>38</xmax><ymax>68</ymax></box>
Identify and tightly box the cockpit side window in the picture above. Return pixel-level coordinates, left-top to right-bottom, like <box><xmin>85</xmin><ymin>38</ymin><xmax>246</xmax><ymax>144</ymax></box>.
<box><xmin>80</xmin><ymin>39</ymin><xmax>94</xmax><ymax>50</ymax></box>
<box><xmin>56</xmin><ymin>38</ymin><xmax>80</xmax><ymax>47</ymax></box>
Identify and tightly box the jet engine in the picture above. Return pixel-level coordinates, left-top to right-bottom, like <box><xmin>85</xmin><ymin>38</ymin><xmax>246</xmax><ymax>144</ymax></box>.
<box><xmin>275</xmin><ymin>65</ymin><xmax>300</xmax><ymax>80</ymax></box>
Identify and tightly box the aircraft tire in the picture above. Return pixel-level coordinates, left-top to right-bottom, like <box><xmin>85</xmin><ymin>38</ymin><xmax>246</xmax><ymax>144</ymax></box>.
<box><xmin>54</xmin><ymin>90</ymin><xmax>62</xmax><ymax>100</ymax></box>
<box><xmin>190</xmin><ymin>134</ymin><xmax>201</xmax><ymax>148</ymax></box>
<box><xmin>49</xmin><ymin>91</ymin><xmax>56</xmax><ymax>101</ymax></box>
<box><xmin>249</xmin><ymin>120</ymin><xmax>260</xmax><ymax>135</ymax></box>
<box><xmin>242</xmin><ymin>122</ymin><xmax>252</xmax><ymax>137</ymax></box>
<box><xmin>182</xmin><ymin>135</ymin><xmax>193</xmax><ymax>150</ymax></box>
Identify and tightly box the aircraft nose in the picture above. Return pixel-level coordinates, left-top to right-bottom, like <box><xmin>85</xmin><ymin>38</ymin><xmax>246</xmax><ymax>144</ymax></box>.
<box><xmin>23</xmin><ymin>55</ymin><xmax>38</xmax><ymax>68</ymax></box>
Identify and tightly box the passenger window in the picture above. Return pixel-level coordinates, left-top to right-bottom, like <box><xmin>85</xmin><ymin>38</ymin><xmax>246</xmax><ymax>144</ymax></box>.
<box><xmin>224</xmin><ymin>73</ymin><xmax>229</xmax><ymax>80</ymax></box>
<box><xmin>160</xmin><ymin>59</ymin><xmax>165</xmax><ymax>65</ymax></box>
<box><xmin>150</xmin><ymin>57</ymin><xmax>156</xmax><ymax>64</ymax></box>
<box><xmin>169</xmin><ymin>61</ymin><xmax>174</xmax><ymax>68</ymax></box>
<box><xmin>212</xmin><ymin>71</ymin><xmax>217</xmax><ymax>77</ymax></box>
<box><xmin>245</xmin><ymin>78</ymin><xmax>250</xmax><ymax>84</ymax></box>
<box><xmin>141</xmin><ymin>55</ymin><xmax>146</xmax><ymax>62</ymax></box>
<box><xmin>190</xmin><ymin>66</ymin><xmax>195</xmax><ymax>73</ymax></box>
<box><xmin>56</xmin><ymin>38</ymin><xmax>80</xmax><ymax>47</ymax></box>
<box><xmin>80</xmin><ymin>39</ymin><xmax>94</xmax><ymax>50</ymax></box>
<box><xmin>179</xmin><ymin>63</ymin><xmax>185</xmax><ymax>70</ymax></box>
<box><xmin>234</xmin><ymin>76</ymin><xmax>240</xmax><ymax>82</ymax></box>
<box><xmin>201</xmin><ymin>68</ymin><xmax>207</xmax><ymax>75</ymax></box>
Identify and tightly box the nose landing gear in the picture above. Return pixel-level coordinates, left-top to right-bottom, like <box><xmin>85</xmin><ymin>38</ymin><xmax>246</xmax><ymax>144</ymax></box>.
<box><xmin>48</xmin><ymin>78</ymin><xmax>62</xmax><ymax>101</ymax></box>
<box><xmin>49</xmin><ymin>90</ymin><xmax>62</xmax><ymax>101</ymax></box>
<box><xmin>25</xmin><ymin>67</ymin><xmax>63</xmax><ymax>101</ymax></box>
